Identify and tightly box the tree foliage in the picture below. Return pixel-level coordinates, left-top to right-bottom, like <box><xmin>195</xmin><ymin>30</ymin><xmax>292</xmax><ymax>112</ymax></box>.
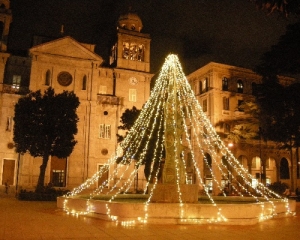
<box><xmin>255</xmin><ymin>21</ymin><xmax>300</xmax><ymax>78</ymax></box>
<box><xmin>116</xmin><ymin>106</ymin><xmax>165</xmax><ymax>182</ymax></box>
<box><xmin>216</xmin><ymin>100</ymin><xmax>260</xmax><ymax>143</ymax></box>
<box><xmin>117</xmin><ymin>106</ymin><xmax>141</xmax><ymax>142</ymax></box>
<box><xmin>13</xmin><ymin>87</ymin><xmax>80</xmax><ymax>192</ymax></box>
<box><xmin>257</xmin><ymin>81</ymin><xmax>300</xmax><ymax>147</ymax></box>
<box><xmin>250</xmin><ymin>0</ymin><xmax>300</xmax><ymax>17</ymax></box>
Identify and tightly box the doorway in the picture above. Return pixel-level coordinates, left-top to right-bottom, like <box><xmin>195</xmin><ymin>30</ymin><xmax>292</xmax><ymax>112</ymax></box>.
<box><xmin>2</xmin><ymin>159</ymin><xmax>15</xmax><ymax>186</ymax></box>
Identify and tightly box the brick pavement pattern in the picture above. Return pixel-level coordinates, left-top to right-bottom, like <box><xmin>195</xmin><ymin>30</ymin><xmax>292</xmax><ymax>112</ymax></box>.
<box><xmin>0</xmin><ymin>193</ymin><xmax>299</xmax><ymax>240</ymax></box>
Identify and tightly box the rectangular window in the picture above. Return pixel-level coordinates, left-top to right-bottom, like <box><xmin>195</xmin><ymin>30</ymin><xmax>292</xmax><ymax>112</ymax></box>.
<box><xmin>129</xmin><ymin>89</ymin><xmax>137</xmax><ymax>102</ymax></box>
<box><xmin>105</xmin><ymin>125</ymin><xmax>111</xmax><ymax>139</ymax></box>
<box><xmin>199</xmin><ymin>81</ymin><xmax>202</xmax><ymax>94</ymax></box>
<box><xmin>202</xmin><ymin>99</ymin><xmax>207</xmax><ymax>112</ymax></box>
<box><xmin>12</xmin><ymin>75</ymin><xmax>21</xmax><ymax>90</ymax></box>
<box><xmin>52</xmin><ymin>170</ymin><xmax>65</xmax><ymax>187</ymax></box>
<box><xmin>100</xmin><ymin>124</ymin><xmax>111</xmax><ymax>139</ymax></box>
<box><xmin>50</xmin><ymin>157</ymin><xmax>67</xmax><ymax>187</ymax></box>
<box><xmin>99</xmin><ymin>85</ymin><xmax>107</xmax><ymax>94</ymax></box>
<box><xmin>223</xmin><ymin>97</ymin><xmax>229</xmax><ymax>110</ymax></box>
<box><xmin>6</xmin><ymin>116</ymin><xmax>12</xmax><ymax>131</ymax></box>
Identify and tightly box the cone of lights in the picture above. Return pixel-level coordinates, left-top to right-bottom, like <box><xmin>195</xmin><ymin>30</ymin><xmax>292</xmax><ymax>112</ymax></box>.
<box><xmin>62</xmin><ymin>54</ymin><xmax>293</xmax><ymax>225</ymax></box>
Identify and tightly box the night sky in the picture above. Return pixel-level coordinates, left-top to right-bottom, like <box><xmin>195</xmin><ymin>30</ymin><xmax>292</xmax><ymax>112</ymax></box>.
<box><xmin>8</xmin><ymin>0</ymin><xmax>295</xmax><ymax>74</ymax></box>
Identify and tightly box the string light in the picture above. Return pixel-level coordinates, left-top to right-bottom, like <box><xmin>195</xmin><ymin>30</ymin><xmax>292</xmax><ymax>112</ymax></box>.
<box><xmin>61</xmin><ymin>54</ymin><xmax>295</xmax><ymax>225</ymax></box>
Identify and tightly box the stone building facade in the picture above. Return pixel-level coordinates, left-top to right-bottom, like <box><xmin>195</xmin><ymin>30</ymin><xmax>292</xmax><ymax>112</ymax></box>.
<box><xmin>0</xmin><ymin>1</ymin><xmax>298</xmax><ymax>194</ymax></box>
<box><xmin>187</xmin><ymin>62</ymin><xmax>300</xmax><ymax>192</ymax></box>
<box><xmin>0</xmin><ymin>2</ymin><xmax>152</xmax><ymax>192</ymax></box>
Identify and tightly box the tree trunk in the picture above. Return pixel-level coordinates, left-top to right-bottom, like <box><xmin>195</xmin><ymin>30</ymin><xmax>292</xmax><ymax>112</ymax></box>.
<box><xmin>36</xmin><ymin>154</ymin><xmax>49</xmax><ymax>192</ymax></box>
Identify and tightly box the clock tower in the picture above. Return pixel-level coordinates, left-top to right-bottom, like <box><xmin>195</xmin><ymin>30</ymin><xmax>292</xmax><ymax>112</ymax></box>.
<box><xmin>109</xmin><ymin>9</ymin><xmax>151</xmax><ymax>73</ymax></box>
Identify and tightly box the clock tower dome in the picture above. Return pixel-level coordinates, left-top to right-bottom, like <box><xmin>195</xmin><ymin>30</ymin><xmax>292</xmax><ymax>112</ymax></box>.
<box><xmin>109</xmin><ymin>9</ymin><xmax>151</xmax><ymax>73</ymax></box>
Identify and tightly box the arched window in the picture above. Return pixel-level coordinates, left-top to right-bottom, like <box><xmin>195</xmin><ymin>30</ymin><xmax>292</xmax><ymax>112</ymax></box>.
<box><xmin>45</xmin><ymin>70</ymin><xmax>51</xmax><ymax>86</ymax></box>
<box><xmin>122</xmin><ymin>42</ymin><xmax>144</xmax><ymax>62</ymax></box>
<box><xmin>237</xmin><ymin>79</ymin><xmax>243</xmax><ymax>93</ymax></box>
<box><xmin>137</xmin><ymin>44</ymin><xmax>144</xmax><ymax>61</ymax></box>
<box><xmin>82</xmin><ymin>75</ymin><xmax>87</xmax><ymax>90</ymax></box>
<box><xmin>204</xmin><ymin>153</ymin><xmax>213</xmax><ymax>192</ymax></box>
<box><xmin>222</xmin><ymin>77</ymin><xmax>228</xmax><ymax>91</ymax></box>
<box><xmin>280</xmin><ymin>158</ymin><xmax>290</xmax><ymax>179</ymax></box>
<box><xmin>222</xmin><ymin>155</ymin><xmax>228</xmax><ymax>166</ymax></box>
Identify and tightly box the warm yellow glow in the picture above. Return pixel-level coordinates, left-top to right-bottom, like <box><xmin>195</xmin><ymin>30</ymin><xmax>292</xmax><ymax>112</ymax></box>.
<box><xmin>62</xmin><ymin>54</ymin><xmax>292</xmax><ymax>225</ymax></box>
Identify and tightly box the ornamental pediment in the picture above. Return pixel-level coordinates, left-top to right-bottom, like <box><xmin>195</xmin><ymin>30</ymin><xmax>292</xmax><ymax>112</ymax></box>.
<box><xmin>29</xmin><ymin>36</ymin><xmax>103</xmax><ymax>62</ymax></box>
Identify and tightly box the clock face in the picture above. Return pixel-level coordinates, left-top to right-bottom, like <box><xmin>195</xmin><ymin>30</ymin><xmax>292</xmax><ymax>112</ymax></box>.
<box><xmin>129</xmin><ymin>77</ymin><xmax>138</xmax><ymax>85</ymax></box>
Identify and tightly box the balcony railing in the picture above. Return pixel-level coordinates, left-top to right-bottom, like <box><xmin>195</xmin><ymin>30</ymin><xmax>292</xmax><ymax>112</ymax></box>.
<box><xmin>97</xmin><ymin>94</ymin><xmax>122</xmax><ymax>106</ymax></box>
<box><xmin>0</xmin><ymin>84</ymin><xmax>29</xmax><ymax>95</ymax></box>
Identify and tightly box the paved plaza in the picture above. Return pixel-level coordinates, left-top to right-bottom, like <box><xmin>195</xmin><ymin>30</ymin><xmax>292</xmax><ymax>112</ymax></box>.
<box><xmin>0</xmin><ymin>193</ymin><xmax>299</xmax><ymax>240</ymax></box>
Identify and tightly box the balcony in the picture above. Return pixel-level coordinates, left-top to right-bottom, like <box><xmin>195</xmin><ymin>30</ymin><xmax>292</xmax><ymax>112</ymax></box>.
<box><xmin>0</xmin><ymin>84</ymin><xmax>29</xmax><ymax>95</ymax></box>
<box><xmin>97</xmin><ymin>94</ymin><xmax>122</xmax><ymax>106</ymax></box>
<box><xmin>222</xmin><ymin>110</ymin><xmax>231</xmax><ymax>116</ymax></box>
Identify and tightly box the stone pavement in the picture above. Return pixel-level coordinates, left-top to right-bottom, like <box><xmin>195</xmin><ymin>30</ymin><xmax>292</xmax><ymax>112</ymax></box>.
<box><xmin>0</xmin><ymin>193</ymin><xmax>299</xmax><ymax>240</ymax></box>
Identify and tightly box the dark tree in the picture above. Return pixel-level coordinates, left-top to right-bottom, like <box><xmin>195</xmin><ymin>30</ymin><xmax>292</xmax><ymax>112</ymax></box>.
<box><xmin>117</xmin><ymin>106</ymin><xmax>141</xmax><ymax>142</ymax></box>
<box><xmin>13</xmin><ymin>87</ymin><xmax>80</xmax><ymax>192</ymax></box>
<box><xmin>116</xmin><ymin>105</ymin><xmax>165</xmax><ymax>182</ymax></box>
<box><xmin>255</xmin><ymin>21</ymin><xmax>300</xmax><ymax>78</ymax></box>
<box><xmin>252</xmin><ymin>1</ymin><xmax>300</xmax><ymax>189</ymax></box>
<box><xmin>250</xmin><ymin>0</ymin><xmax>300</xmax><ymax>16</ymax></box>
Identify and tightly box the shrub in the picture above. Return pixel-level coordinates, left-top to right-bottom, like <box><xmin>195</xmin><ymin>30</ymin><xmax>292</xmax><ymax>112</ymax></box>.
<box><xmin>268</xmin><ymin>182</ymin><xmax>289</xmax><ymax>195</ymax></box>
<box><xmin>18</xmin><ymin>187</ymin><xmax>70</xmax><ymax>201</ymax></box>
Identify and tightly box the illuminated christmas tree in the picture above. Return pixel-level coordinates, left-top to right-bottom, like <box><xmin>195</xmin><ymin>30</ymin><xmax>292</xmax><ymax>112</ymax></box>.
<box><xmin>65</xmin><ymin>54</ymin><xmax>290</xmax><ymax>223</ymax></box>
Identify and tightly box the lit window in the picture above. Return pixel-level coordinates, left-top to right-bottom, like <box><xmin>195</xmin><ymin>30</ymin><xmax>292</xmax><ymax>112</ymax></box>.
<box><xmin>129</xmin><ymin>89</ymin><xmax>137</xmax><ymax>102</ymax></box>
<box><xmin>100</xmin><ymin>124</ymin><xmax>111</xmax><ymax>139</ymax></box>
<box><xmin>122</xmin><ymin>42</ymin><xmax>144</xmax><ymax>61</ymax></box>
<box><xmin>12</xmin><ymin>75</ymin><xmax>21</xmax><ymax>90</ymax></box>
<box><xmin>123</xmin><ymin>42</ymin><xmax>130</xmax><ymax>59</ymax></box>
<box><xmin>99</xmin><ymin>85</ymin><xmax>107</xmax><ymax>94</ymax></box>
<box><xmin>237</xmin><ymin>79</ymin><xmax>243</xmax><ymax>93</ymax></box>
